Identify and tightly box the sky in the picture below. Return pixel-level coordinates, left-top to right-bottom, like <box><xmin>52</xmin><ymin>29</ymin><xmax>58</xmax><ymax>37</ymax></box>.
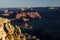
<box><xmin>0</xmin><ymin>0</ymin><xmax>60</xmax><ymax>8</ymax></box>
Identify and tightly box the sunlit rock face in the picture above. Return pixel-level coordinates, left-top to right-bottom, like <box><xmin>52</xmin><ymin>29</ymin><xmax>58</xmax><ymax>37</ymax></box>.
<box><xmin>0</xmin><ymin>17</ymin><xmax>26</xmax><ymax>40</ymax></box>
<box><xmin>27</xmin><ymin>12</ymin><xmax>41</xmax><ymax>19</ymax></box>
<box><xmin>16</xmin><ymin>12</ymin><xmax>41</xmax><ymax>23</ymax></box>
<box><xmin>0</xmin><ymin>27</ymin><xmax>6</xmax><ymax>40</ymax></box>
<box><xmin>16</xmin><ymin>12</ymin><xmax>41</xmax><ymax>19</ymax></box>
<box><xmin>0</xmin><ymin>17</ymin><xmax>13</xmax><ymax>40</ymax></box>
<box><xmin>0</xmin><ymin>17</ymin><xmax>8</xmax><ymax>40</ymax></box>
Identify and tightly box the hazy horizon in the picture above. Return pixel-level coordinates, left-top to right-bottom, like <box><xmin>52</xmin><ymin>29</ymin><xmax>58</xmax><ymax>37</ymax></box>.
<box><xmin>0</xmin><ymin>0</ymin><xmax>60</xmax><ymax>8</ymax></box>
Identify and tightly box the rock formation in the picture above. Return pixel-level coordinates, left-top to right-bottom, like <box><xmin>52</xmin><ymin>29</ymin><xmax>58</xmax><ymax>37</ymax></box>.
<box><xmin>0</xmin><ymin>17</ymin><xmax>26</xmax><ymax>40</ymax></box>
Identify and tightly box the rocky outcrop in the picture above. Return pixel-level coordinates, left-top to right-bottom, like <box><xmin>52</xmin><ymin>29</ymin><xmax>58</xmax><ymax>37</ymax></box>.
<box><xmin>0</xmin><ymin>17</ymin><xmax>26</xmax><ymax>40</ymax></box>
